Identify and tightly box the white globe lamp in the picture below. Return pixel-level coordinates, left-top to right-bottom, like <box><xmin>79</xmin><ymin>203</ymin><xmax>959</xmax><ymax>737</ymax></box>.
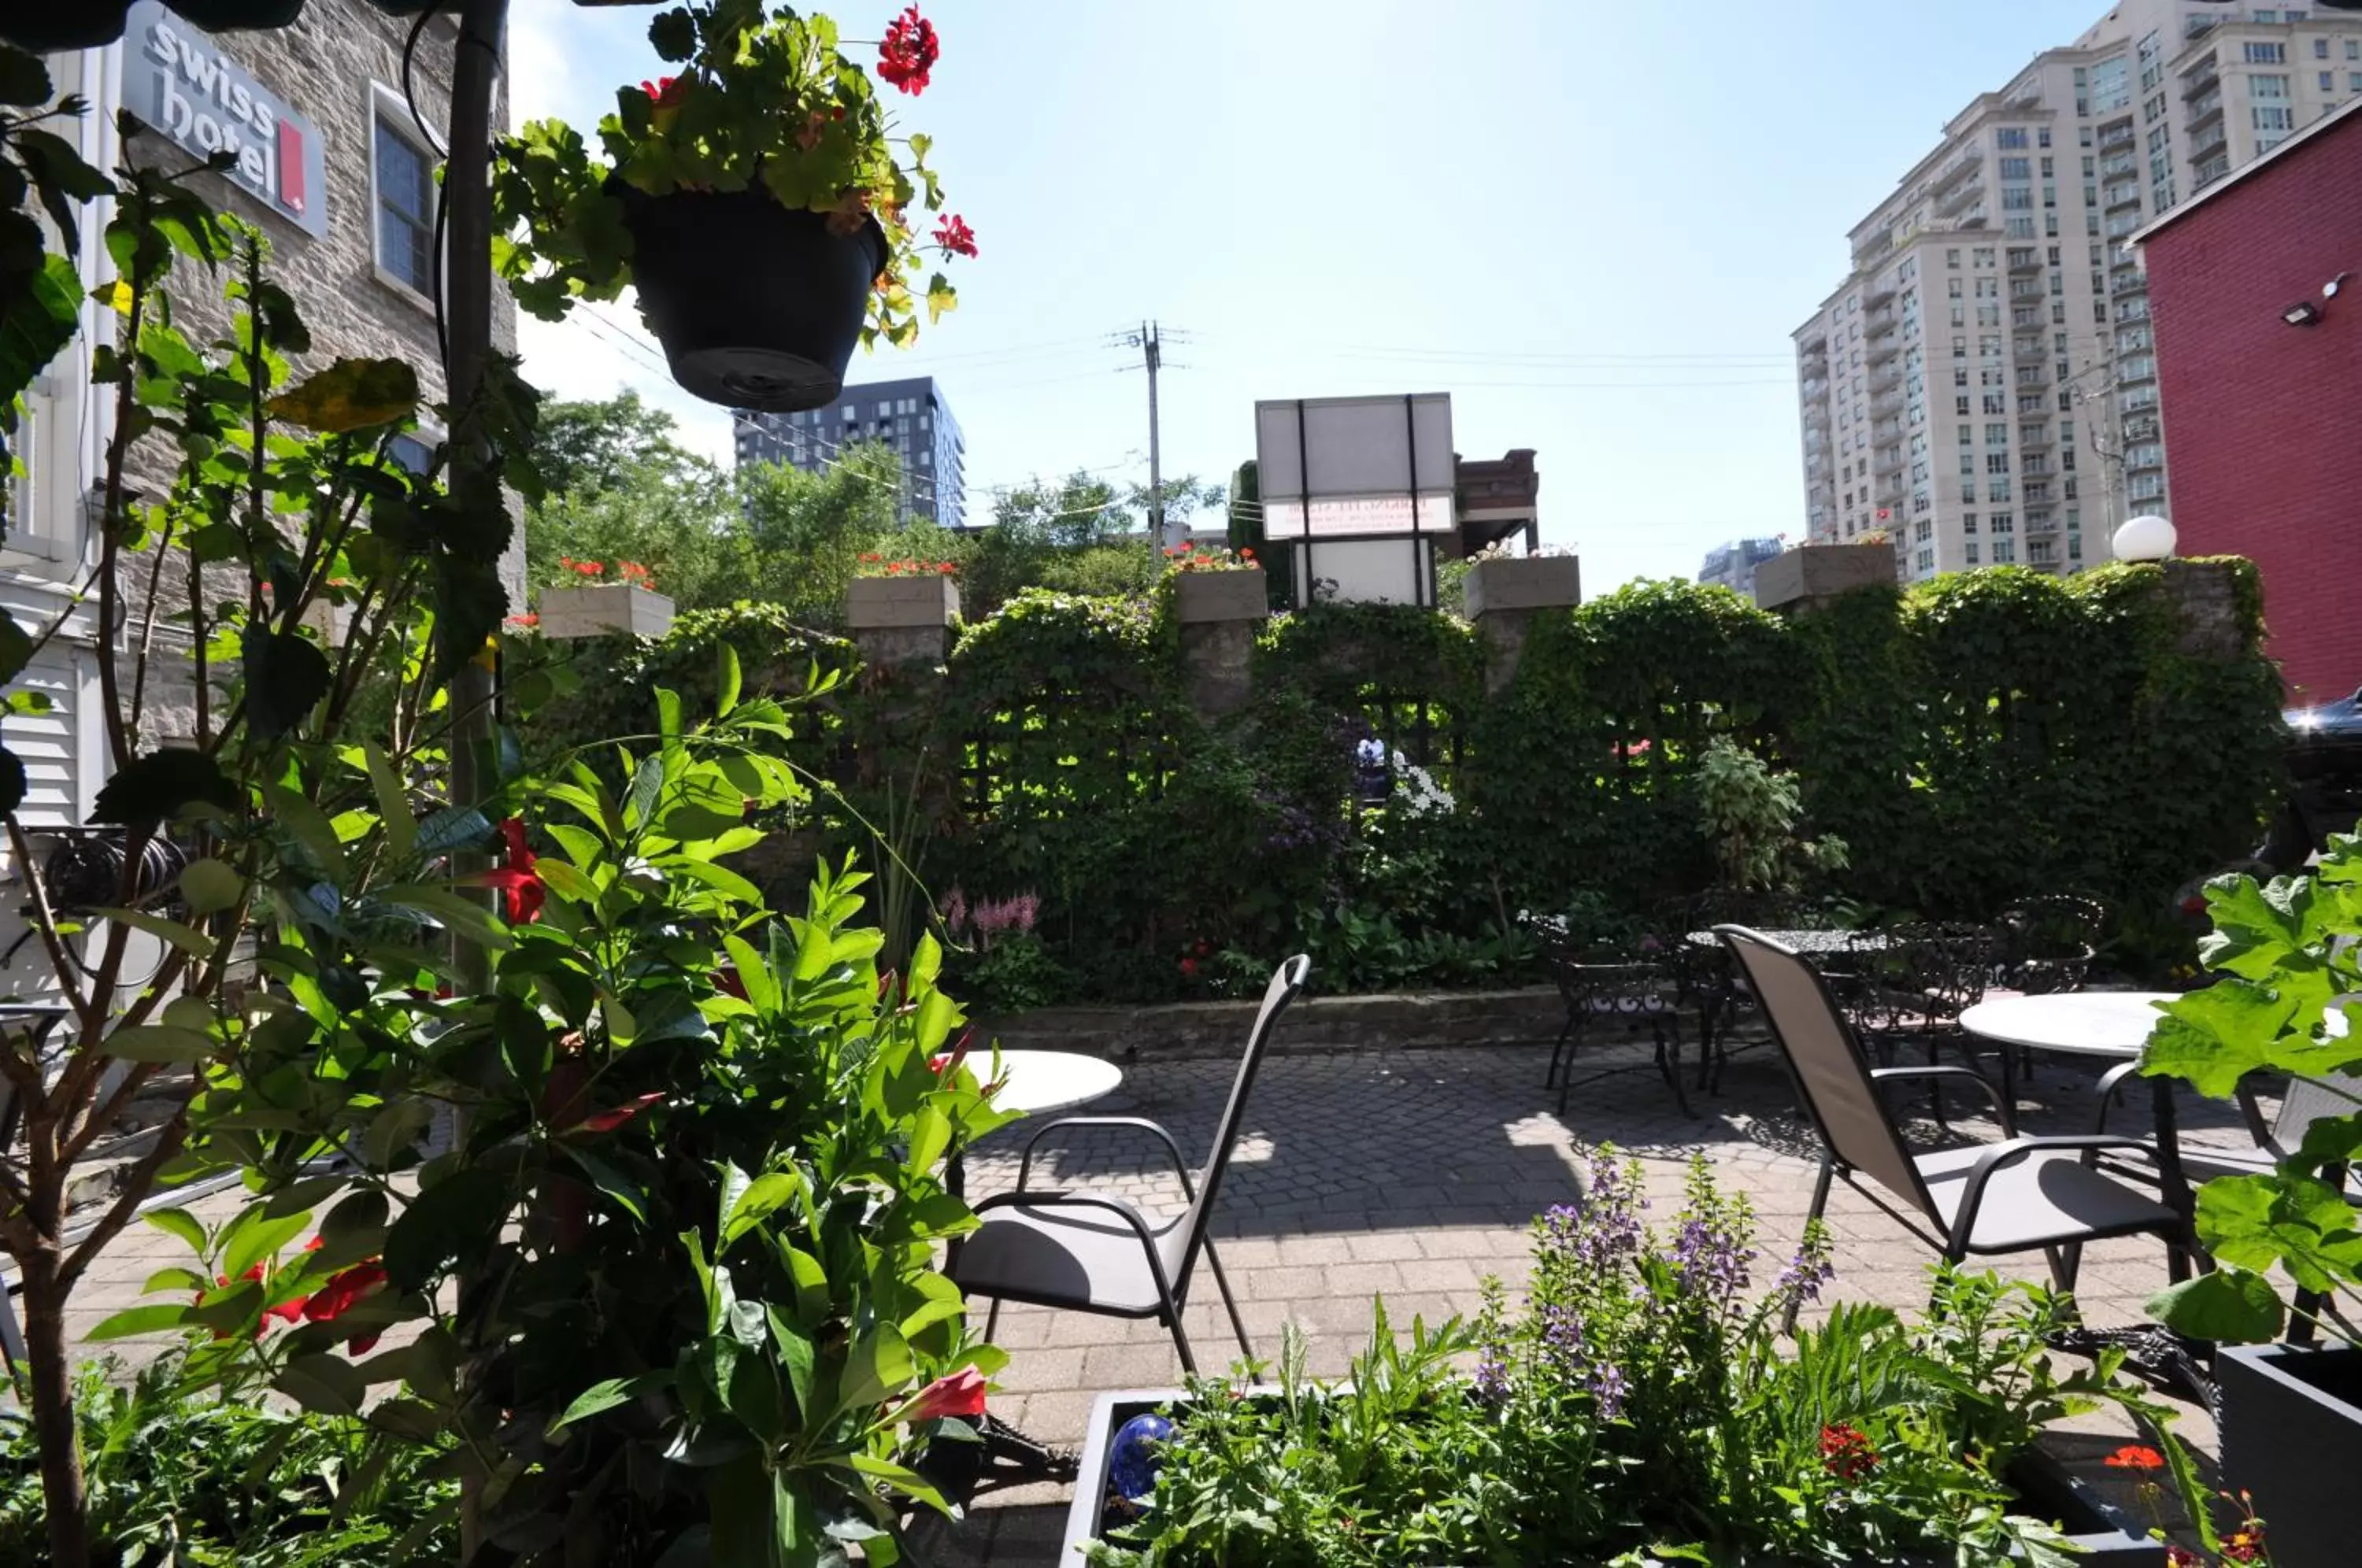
<box><xmin>2112</xmin><ymin>514</ymin><xmax>2177</xmax><ymax>561</ymax></box>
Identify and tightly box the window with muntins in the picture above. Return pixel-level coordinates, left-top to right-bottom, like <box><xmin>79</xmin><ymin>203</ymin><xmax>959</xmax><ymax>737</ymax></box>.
<box><xmin>375</xmin><ymin>116</ymin><xmax>435</xmax><ymax>294</ymax></box>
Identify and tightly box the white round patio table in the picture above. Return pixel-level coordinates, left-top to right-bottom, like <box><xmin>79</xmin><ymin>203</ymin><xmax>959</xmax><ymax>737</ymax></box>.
<box><xmin>985</xmin><ymin>1049</ymin><xmax>1124</xmax><ymax>1117</ymax></box>
<box><xmin>1958</xmin><ymin>990</ymin><xmax>2194</xmax><ymax>1281</ymax></box>
<box><xmin>1957</xmin><ymin>990</ymin><xmax>2175</xmax><ymax>1060</ymax></box>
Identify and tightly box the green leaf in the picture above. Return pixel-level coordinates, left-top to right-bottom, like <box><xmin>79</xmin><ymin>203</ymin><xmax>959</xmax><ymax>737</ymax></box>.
<box><xmin>143</xmin><ymin>1206</ymin><xmax>208</xmax><ymax>1256</ymax></box>
<box><xmin>244</xmin><ymin>629</ymin><xmax>332</xmax><ymax>742</ymax></box>
<box><xmin>626</xmin><ymin>753</ymin><xmax>665</xmax><ymax>834</ymax></box>
<box><xmin>2143</xmin><ymin>982</ymin><xmax>2294</xmax><ymax>1098</ymax></box>
<box><xmin>2194</xmin><ymin>1172</ymin><xmax>2362</xmax><ymax>1293</ymax></box>
<box><xmin>221</xmin><ymin>1210</ymin><xmax>311</xmax><ymax>1283</ymax></box>
<box><xmin>2146</xmin><ymin>1267</ymin><xmax>2286</xmax><ymax>1343</ymax></box>
<box><xmin>268</xmin><ymin>357</ymin><xmax>420</xmax><ymax>432</ymax></box>
<box><xmin>102</xmin><ymin>1024</ymin><xmax>215</xmax><ymax>1063</ymax></box>
<box><xmin>276</xmin><ymin>1353</ymin><xmax>366</xmax><ymax>1417</ymax></box>
<box><xmin>716</xmin><ymin>642</ymin><xmax>742</xmax><ymax>717</ymax></box>
<box><xmin>264</xmin><ymin>784</ymin><xmax>350</xmax><ymax>882</ymax></box>
<box><xmin>561</xmin><ymin>1144</ymin><xmax>649</xmax><ymax>1224</ymax></box>
<box><xmin>548</xmin><ymin>1371</ymin><xmax>674</xmax><ymax>1436</ymax></box>
<box><xmin>0</xmin><ymin>748</ymin><xmax>24</xmax><ymax>817</ymax></box>
<box><xmin>141</xmin><ymin>1267</ymin><xmax>207</xmax><ymax>1295</ymax></box>
<box><xmin>0</xmin><ymin>612</ymin><xmax>31</xmax><ymax>686</ymax></box>
<box><xmin>177</xmin><ymin>857</ymin><xmax>243</xmax><ymax>915</ymax></box>
<box><xmin>88</xmin><ymin>749</ymin><xmax>239</xmax><ymax>825</ymax></box>
<box><xmin>384</xmin><ymin>1168</ymin><xmax>511</xmax><ymax>1292</ymax></box>
<box><xmin>768</xmin><ymin>1307</ymin><xmax>816</xmax><ymax>1416</ymax></box>
<box><xmin>835</xmin><ymin>1325</ymin><xmax>914</xmax><ymax>1416</ymax></box>
<box><xmin>364</xmin><ymin>742</ymin><xmax>416</xmax><ymax>863</ymax></box>
<box><xmin>88</xmin><ymin>907</ymin><xmax>216</xmax><ymax>960</ymax></box>
<box><xmin>721</xmin><ymin>1171</ymin><xmax>802</xmax><ymax>1248</ymax></box>
<box><xmin>840</xmin><ymin>1452</ymin><xmax>951</xmax><ymax>1513</ymax></box>
<box><xmin>85</xmin><ymin>1304</ymin><xmax>196</xmax><ymax>1341</ymax></box>
<box><xmin>372</xmin><ymin>883</ymin><xmax>513</xmax><ymax>950</ymax></box>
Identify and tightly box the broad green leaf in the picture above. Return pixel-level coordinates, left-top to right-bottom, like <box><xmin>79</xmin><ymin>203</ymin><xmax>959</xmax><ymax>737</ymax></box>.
<box><xmin>268</xmin><ymin>357</ymin><xmax>420</xmax><ymax>432</ymax></box>
<box><xmin>143</xmin><ymin>1206</ymin><xmax>207</xmax><ymax>1256</ymax></box>
<box><xmin>722</xmin><ymin>934</ymin><xmax>778</xmax><ymax>1014</ymax></box>
<box><xmin>176</xmin><ymin>857</ymin><xmax>243</xmax><ymax>915</ymax></box>
<box><xmin>276</xmin><ymin>1353</ymin><xmax>365</xmax><ymax>1417</ymax></box>
<box><xmin>2195</xmin><ymin>1172</ymin><xmax>2362</xmax><ymax>1293</ymax></box>
<box><xmin>533</xmin><ymin>859</ymin><xmax>601</xmax><ymax>905</ymax></box>
<box><xmin>548</xmin><ymin>1371</ymin><xmax>673</xmax><ymax>1436</ymax></box>
<box><xmin>364</xmin><ymin>742</ymin><xmax>416</xmax><ymax>863</ymax></box>
<box><xmin>768</xmin><ymin>1307</ymin><xmax>816</xmax><ymax>1415</ymax></box>
<box><xmin>2146</xmin><ymin>1266</ymin><xmax>2286</xmax><ymax>1343</ymax></box>
<box><xmin>264</xmin><ymin>783</ymin><xmax>349</xmax><ymax>882</ymax></box>
<box><xmin>625</xmin><ymin>754</ymin><xmax>665</xmax><ymax>834</ymax></box>
<box><xmin>375</xmin><ymin>883</ymin><xmax>513</xmax><ymax>949</ymax></box>
<box><xmin>2144</xmin><ymin>982</ymin><xmax>2296</xmax><ymax>1098</ymax></box>
<box><xmin>221</xmin><ymin>1210</ymin><xmax>312</xmax><ymax>1282</ymax></box>
<box><xmin>141</xmin><ymin>1267</ymin><xmax>207</xmax><ymax>1295</ymax></box>
<box><xmin>835</xmin><ymin>1325</ymin><xmax>913</xmax><ymax>1416</ymax></box>
<box><xmin>102</xmin><ymin>1024</ymin><xmax>214</xmax><ymax>1063</ymax></box>
<box><xmin>561</xmin><ymin>1144</ymin><xmax>648</xmax><ymax>1223</ymax></box>
<box><xmin>907</xmin><ymin>1108</ymin><xmax>951</xmax><ymax>1174</ymax></box>
<box><xmin>88</xmin><ymin>907</ymin><xmax>215</xmax><ymax>960</ymax></box>
<box><xmin>89</xmin><ymin>749</ymin><xmax>239</xmax><ymax>824</ymax></box>
<box><xmin>839</xmin><ymin>1452</ymin><xmax>951</xmax><ymax>1513</ymax></box>
<box><xmin>85</xmin><ymin>1304</ymin><xmax>195</xmax><ymax>1341</ymax></box>
<box><xmin>383</xmin><ymin>1168</ymin><xmax>511</xmax><ymax>1292</ymax></box>
<box><xmin>721</xmin><ymin>1171</ymin><xmax>802</xmax><ymax>1248</ymax></box>
<box><xmin>716</xmin><ymin>643</ymin><xmax>741</xmax><ymax>717</ymax></box>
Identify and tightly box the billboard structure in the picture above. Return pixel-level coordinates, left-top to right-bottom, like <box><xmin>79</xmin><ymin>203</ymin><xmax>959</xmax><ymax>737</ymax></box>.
<box><xmin>1253</xmin><ymin>394</ymin><xmax>1456</xmax><ymax>608</ymax></box>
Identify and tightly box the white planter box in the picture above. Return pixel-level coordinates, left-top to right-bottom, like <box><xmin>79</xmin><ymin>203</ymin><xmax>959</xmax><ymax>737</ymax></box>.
<box><xmin>1172</xmin><ymin>568</ymin><xmax>1268</xmax><ymax>624</ymax></box>
<box><xmin>1463</xmin><ymin>555</ymin><xmax>1581</xmax><ymax>618</ymax></box>
<box><xmin>538</xmin><ymin>583</ymin><xmax>675</xmax><ymax>640</ymax></box>
<box><xmin>847</xmin><ymin>574</ymin><xmax>961</xmax><ymax>630</ymax></box>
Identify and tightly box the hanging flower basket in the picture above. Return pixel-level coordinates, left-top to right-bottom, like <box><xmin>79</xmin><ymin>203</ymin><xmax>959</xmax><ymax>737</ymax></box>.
<box><xmin>493</xmin><ymin>2</ymin><xmax>973</xmax><ymax>413</ymax></box>
<box><xmin>613</xmin><ymin>181</ymin><xmax>887</xmax><ymax>412</ymax></box>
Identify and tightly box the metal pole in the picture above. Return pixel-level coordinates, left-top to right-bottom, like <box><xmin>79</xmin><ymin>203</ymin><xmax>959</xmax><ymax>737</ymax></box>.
<box><xmin>1142</xmin><ymin>320</ymin><xmax>1168</xmax><ymax>551</ymax></box>
<box><xmin>445</xmin><ymin>0</ymin><xmax>507</xmax><ymax>995</ymax></box>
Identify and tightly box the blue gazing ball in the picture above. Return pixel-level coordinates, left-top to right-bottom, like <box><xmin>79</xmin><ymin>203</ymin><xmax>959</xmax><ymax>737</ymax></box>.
<box><xmin>1106</xmin><ymin>1413</ymin><xmax>1173</xmax><ymax>1510</ymax></box>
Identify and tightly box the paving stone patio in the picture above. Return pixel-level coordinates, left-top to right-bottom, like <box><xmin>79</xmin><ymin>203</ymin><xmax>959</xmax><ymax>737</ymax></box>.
<box><xmin>61</xmin><ymin>1025</ymin><xmax>2256</xmax><ymax>1567</ymax></box>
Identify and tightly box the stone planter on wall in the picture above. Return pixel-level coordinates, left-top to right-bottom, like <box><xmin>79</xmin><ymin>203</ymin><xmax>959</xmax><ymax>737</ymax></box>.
<box><xmin>1173</xmin><ymin>568</ymin><xmax>1268</xmax><ymax>717</ymax></box>
<box><xmin>846</xmin><ymin>573</ymin><xmax>961</xmax><ymax>630</ymax></box>
<box><xmin>1750</xmin><ymin>542</ymin><xmax>1897</xmax><ymax>615</ymax></box>
<box><xmin>1172</xmin><ymin>567</ymin><xmax>1268</xmax><ymax>625</ymax></box>
<box><xmin>1461</xmin><ymin>554</ymin><xmax>1581</xmax><ymax>619</ymax></box>
<box><xmin>538</xmin><ymin>582</ymin><xmax>675</xmax><ymax>640</ymax></box>
<box><xmin>1462</xmin><ymin>554</ymin><xmax>1583</xmax><ymax>693</ymax></box>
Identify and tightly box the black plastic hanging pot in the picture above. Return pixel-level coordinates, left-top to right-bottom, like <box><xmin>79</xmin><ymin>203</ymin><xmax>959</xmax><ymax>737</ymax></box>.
<box><xmin>610</xmin><ymin>179</ymin><xmax>887</xmax><ymax>414</ymax></box>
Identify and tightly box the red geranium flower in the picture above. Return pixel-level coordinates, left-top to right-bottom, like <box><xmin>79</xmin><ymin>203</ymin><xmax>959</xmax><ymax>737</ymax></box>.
<box><xmin>1179</xmin><ymin>956</ymin><xmax>1200</xmax><ymax>980</ymax></box>
<box><xmin>876</xmin><ymin>4</ymin><xmax>939</xmax><ymax>94</ymax></box>
<box><xmin>895</xmin><ymin>1366</ymin><xmax>987</xmax><ymax>1423</ymax></box>
<box><xmin>1820</xmin><ymin>1423</ymin><xmax>1878</xmax><ymax>1481</ymax></box>
<box><xmin>931</xmin><ymin>213</ymin><xmax>978</xmax><ymax>258</ymax></box>
<box><xmin>2103</xmin><ymin>1444</ymin><xmax>2166</xmax><ymax>1470</ymax></box>
<box><xmin>485</xmin><ymin>818</ymin><xmax>545</xmax><ymax>924</ymax></box>
<box><xmin>572</xmin><ymin>560</ymin><xmax>605</xmax><ymax>578</ymax></box>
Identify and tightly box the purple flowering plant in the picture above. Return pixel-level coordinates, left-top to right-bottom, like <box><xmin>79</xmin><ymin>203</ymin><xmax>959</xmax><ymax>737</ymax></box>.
<box><xmin>1094</xmin><ymin>1148</ymin><xmax>2212</xmax><ymax>1567</ymax></box>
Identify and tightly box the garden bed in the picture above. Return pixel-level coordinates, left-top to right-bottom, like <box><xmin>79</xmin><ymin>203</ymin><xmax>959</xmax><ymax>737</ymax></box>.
<box><xmin>1062</xmin><ymin>1390</ymin><xmax>2167</xmax><ymax>1566</ymax></box>
<box><xmin>981</xmin><ymin>985</ymin><xmax>1563</xmax><ymax>1062</ymax></box>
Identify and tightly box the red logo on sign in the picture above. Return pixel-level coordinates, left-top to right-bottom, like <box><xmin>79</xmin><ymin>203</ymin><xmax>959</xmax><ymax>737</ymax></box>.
<box><xmin>276</xmin><ymin>118</ymin><xmax>305</xmax><ymax>215</ymax></box>
<box><xmin>1875</xmin><ymin>507</ymin><xmax>1890</xmax><ymax>520</ymax></box>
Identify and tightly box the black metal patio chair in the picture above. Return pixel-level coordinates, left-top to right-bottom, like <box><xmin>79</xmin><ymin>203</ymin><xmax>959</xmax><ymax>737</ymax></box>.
<box><xmin>1538</xmin><ymin>934</ymin><xmax>1692</xmax><ymax>1119</ymax></box>
<box><xmin>948</xmin><ymin>955</ymin><xmax>1310</xmax><ymax>1374</ymax></box>
<box><xmin>1716</xmin><ymin>925</ymin><xmax>2188</xmax><ymax>1330</ymax></box>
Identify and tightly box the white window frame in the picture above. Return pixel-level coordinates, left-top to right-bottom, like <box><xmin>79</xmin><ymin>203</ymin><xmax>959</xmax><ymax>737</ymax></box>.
<box><xmin>367</xmin><ymin>83</ymin><xmax>442</xmax><ymax>312</ymax></box>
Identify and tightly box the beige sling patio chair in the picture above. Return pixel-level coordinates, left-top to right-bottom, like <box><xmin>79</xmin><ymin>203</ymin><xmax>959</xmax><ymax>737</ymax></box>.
<box><xmin>1716</xmin><ymin>926</ymin><xmax>2189</xmax><ymax>1329</ymax></box>
<box><xmin>949</xmin><ymin>955</ymin><xmax>1311</xmax><ymax>1374</ymax></box>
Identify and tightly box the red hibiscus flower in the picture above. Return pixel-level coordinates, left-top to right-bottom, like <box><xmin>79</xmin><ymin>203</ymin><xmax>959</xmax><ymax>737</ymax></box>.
<box><xmin>894</xmin><ymin>1366</ymin><xmax>987</xmax><ymax>1423</ymax></box>
<box><xmin>303</xmin><ymin>1260</ymin><xmax>389</xmax><ymax>1355</ymax></box>
<box><xmin>931</xmin><ymin>213</ymin><xmax>978</xmax><ymax>258</ymax></box>
<box><xmin>929</xmin><ymin>1028</ymin><xmax>975</xmax><ymax>1079</ymax></box>
<box><xmin>486</xmin><ymin>818</ymin><xmax>545</xmax><ymax>925</ymax></box>
<box><xmin>876</xmin><ymin>4</ymin><xmax>939</xmax><ymax>94</ymax></box>
<box><xmin>1820</xmin><ymin>1423</ymin><xmax>1878</xmax><ymax>1481</ymax></box>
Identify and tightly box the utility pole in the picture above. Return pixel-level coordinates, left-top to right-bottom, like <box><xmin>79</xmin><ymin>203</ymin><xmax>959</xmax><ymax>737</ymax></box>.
<box><xmin>1134</xmin><ymin>321</ymin><xmax>1169</xmax><ymax>550</ymax></box>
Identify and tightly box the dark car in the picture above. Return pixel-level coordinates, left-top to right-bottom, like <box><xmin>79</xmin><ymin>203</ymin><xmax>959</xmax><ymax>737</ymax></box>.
<box><xmin>2266</xmin><ymin>686</ymin><xmax>2362</xmax><ymax>868</ymax></box>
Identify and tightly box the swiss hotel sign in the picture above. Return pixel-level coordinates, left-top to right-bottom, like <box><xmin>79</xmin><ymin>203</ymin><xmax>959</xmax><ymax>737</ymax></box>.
<box><xmin>124</xmin><ymin>2</ymin><xmax>329</xmax><ymax>239</ymax></box>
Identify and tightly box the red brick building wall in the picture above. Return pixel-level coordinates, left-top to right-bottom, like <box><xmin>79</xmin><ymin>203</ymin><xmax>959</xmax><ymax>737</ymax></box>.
<box><xmin>2139</xmin><ymin>102</ymin><xmax>2362</xmax><ymax>705</ymax></box>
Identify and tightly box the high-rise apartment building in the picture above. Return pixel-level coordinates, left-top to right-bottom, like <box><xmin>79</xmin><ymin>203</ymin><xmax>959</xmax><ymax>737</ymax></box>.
<box><xmin>1794</xmin><ymin>1</ymin><xmax>2362</xmax><ymax>583</ymax></box>
<box><xmin>734</xmin><ymin>375</ymin><xmax>966</xmax><ymax>528</ymax></box>
<box><xmin>1698</xmin><ymin>538</ymin><xmax>1787</xmax><ymax>600</ymax></box>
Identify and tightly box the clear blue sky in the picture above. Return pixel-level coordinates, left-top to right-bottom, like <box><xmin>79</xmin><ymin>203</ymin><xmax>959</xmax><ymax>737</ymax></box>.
<box><xmin>509</xmin><ymin>0</ymin><xmax>2114</xmax><ymax>590</ymax></box>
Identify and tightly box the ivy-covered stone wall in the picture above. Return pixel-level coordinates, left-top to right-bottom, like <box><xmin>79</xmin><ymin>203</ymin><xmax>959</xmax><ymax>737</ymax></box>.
<box><xmin>546</xmin><ymin>561</ymin><xmax>2286</xmax><ymax>1006</ymax></box>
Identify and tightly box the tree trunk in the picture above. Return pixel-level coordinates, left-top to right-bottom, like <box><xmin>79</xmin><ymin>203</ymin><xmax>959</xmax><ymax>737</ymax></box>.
<box><xmin>19</xmin><ymin>1243</ymin><xmax>89</xmax><ymax>1568</ymax></box>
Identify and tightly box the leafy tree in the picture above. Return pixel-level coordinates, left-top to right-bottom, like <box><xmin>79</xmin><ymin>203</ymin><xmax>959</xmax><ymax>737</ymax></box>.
<box><xmin>732</xmin><ymin>440</ymin><xmax>909</xmax><ymax>618</ymax></box>
<box><xmin>526</xmin><ymin>389</ymin><xmax>710</xmax><ymax>499</ymax></box>
<box><xmin>523</xmin><ymin>452</ymin><xmax>739</xmax><ymax>605</ymax></box>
